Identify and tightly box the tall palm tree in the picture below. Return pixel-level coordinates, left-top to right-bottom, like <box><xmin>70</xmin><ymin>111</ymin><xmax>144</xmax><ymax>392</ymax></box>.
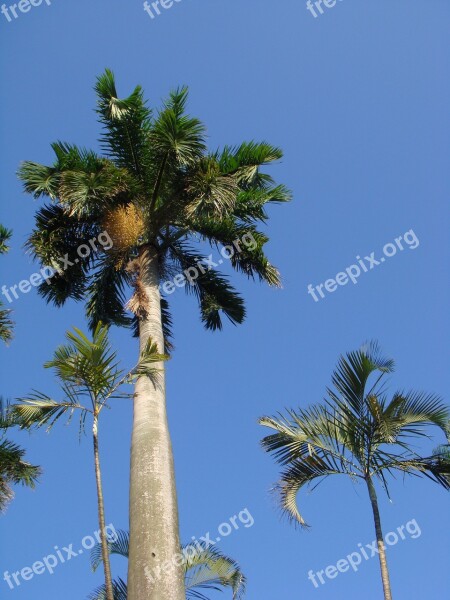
<box><xmin>0</xmin><ymin>225</ymin><xmax>13</xmax><ymax>343</ymax></box>
<box><xmin>18</xmin><ymin>69</ymin><xmax>290</xmax><ymax>600</ymax></box>
<box><xmin>0</xmin><ymin>399</ymin><xmax>41</xmax><ymax>511</ymax></box>
<box><xmin>259</xmin><ymin>342</ymin><xmax>450</xmax><ymax>600</ymax></box>
<box><xmin>15</xmin><ymin>324</ymin><xmax>166</xmax><ymax>600</ymax></box>
<box><xmin>88</xmin><ymin>529</ymin><xmax>246</xmax><ymax>600</ymax></box>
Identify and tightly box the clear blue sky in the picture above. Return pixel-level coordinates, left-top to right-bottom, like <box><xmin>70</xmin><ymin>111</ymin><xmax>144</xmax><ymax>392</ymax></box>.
<box><xmin>1</xmin><ymin>1</ymin><xmax>449</xmax><ymax>598</ymax></box>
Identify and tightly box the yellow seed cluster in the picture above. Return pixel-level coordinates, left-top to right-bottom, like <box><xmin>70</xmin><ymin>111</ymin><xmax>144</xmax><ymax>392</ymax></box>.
<box><xmin>102</xmin><ymin>204</ymin><xmax>145</xmax><ymax>251</ymax></box>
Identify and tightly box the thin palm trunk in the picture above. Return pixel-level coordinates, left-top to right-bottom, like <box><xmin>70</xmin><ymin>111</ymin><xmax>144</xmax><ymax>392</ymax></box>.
<box><xmin>92</xmin><ymin>413</ymin><xmax>115</xmax><ymax>600</ymax></box>
<box><xmin>127</xmin><ymin>246</ymin><xmax>185</xmax><ymax>600</ymax></box>
<box><xmin>366</xmin><ymin>476</ymin><xmax>393</xmax><ymax>600</ymax></box>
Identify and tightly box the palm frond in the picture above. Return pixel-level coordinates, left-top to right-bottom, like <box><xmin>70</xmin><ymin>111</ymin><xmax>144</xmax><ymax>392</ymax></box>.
<box><xmin>90</xmin><ymin>529</ymin><xmax>129</xmax><ymax>572</ymax></box>
<box><xmin>150</xmin><ymin>87</ymin><xmax>206</xmax><ymax>168</ymax></box>
<box><xmin>13</xmin><ymin>392</ymin><xmax>88</xmax><ymax>432</ymax></box>
<box><xmin>168</xmin><ymin>241</ymin><xmax>245</xmax><ymax>330</ymax></box>
<box><xmin>0</xmin><ymin>437</ymin><xmax>41</xmax><ymax>512</ymax></box>
<box><xmin>88</xmin><ymin>577</ymin><xmax>127</xmax><ymax>600</ymax></box>
<box><xmin>274</xmin><ymin>457</ymin><xmax>343</xmax><ymax>527</ymax></box>
<box><xmin>329</xmin><ymin>340</ymin><xmax>395</xmax><ymax>417</ymax></box>
<box><xmin>0</xmin><ymin>225</ymin><xmax>14</xmax><ymax>343</ymax></box>
<box><xmin>188</xmin><ymin>218</ymin><xmax>281</xmax><ymax>286</ymax></box>
<box><xmin>382</xmin><ymin>391</ymin><xmax>449</xmax><ymax>439</ymax></box>
<box><xmin>59</xmin><ymin>160</ymin><xmax>134</xmax><ymax>219</ymax></box>
<box><xmin>18</xmin><ymin>161</ymin><xmax>60</xmax><ymax>200</ymax></box>
<box><xmin>233</xmin><ymin>186</ymin><xmax>292</xmax><ymax>224</ymax></box>
<box><xmin>86</xmin><ymin>259</ymin><xmax>133</xmax><ymax>330</ymax></box>
<box><xmin>184</xmin><ymin>157</ymin><xmax>238</xmax><ymax>219</ymax></box>
<box><xmin>217</xmin><ymin>141</ymin><xmax>284</xmax><ymax>185</ymax></box>
<box><xmin>260</xmin><ymin>406</ymin><xmax>364</xmax><ymax>527</ymax></box>
<box><xmin>26</xmin><ymin>203</ymin><xmax>99</xmax><ymax>306</ymax></box>
<box><xmin>259</xmin><ymin>406</ymin><xmax>362</xmax><ymax>474</ymax></box>
<box><xmin>132</xmin><ymin>337</ymin><xmax>169</xmax><ymax>386</ymax></box>
<box><xmin>184</xmin><ymin>544</ymin><xmax>246</xmax><ymax>600</ymax></box>
<box><xmin>377</xmin><ymin>454</ymin><xmax>450</xmax><ymax>490</ymax></box>
<box><xmin>0</xmin><ymin>305</ymin><xmax>13</xmax><ymax>344</ymax></box>
<box><xmin>0</xmin><ymin>225</ymin><xmax>12</xmax><ymax>253</ymax></box>
<box><xmin>160</xmin><ymin>297</ymin><xmax>174</xmax><ymax>354</ymax></box>
<box><xmin>95</xmin><ymin>69</ymin><xmax>152</xmax><ymax>182</ymax></box>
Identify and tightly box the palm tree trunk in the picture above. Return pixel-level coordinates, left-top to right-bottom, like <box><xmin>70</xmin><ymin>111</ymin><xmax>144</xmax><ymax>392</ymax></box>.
<box><xmin>366</xmin><ymin>476</ymin><xmax>393</xmax><ymax>600</ymax></box>
<box><xmin>92</xmin><ymin>413</ymin><xmax>115</xmax><ymax>600</ymax></box>
<box><xmin>127</xmin><ymin>246</ymin><xmax>185</xmax><ymax>600</ymax></box>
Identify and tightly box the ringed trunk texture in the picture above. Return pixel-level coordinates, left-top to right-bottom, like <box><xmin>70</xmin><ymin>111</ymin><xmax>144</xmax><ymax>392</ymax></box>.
<box><xmin>366</xmin><ymin>477</ymin><xmax>393</xmax><ymax>600</ymax></box>
<box><xmin>92</xmin><ymin>414</ymin><xmax>115</xmax><ymax>600</ymax></box>
<box><xmin>127</xmin><ymin>246</ymin><xmax>185</xmax><ymax>600</ymax></box>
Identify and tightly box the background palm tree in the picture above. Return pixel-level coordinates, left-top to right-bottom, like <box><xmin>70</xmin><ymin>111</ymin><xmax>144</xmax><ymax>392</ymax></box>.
<box><xmin>0</xmin><ymin>225</ymin><xmax>13</xmax><ymax>343</ymax></box>
<box><xmin>0</xmin><ymin>225</ymin><xmax>39</xmax><ymax>510</ymax></box>
<box><xmin>259</xmin><ymin>341</ymin><xmax>450</xmax><ymax>600</ymax></box>
<box><xmin>18</xmin><ymin>69</ymin><xmax>290</xmax><ymax>600</ymax></box>
<box><xmin>15</xmin><ymin>324</ymin><xmax>165</xmax><ymax>600</ymax></box>
<box><xmin>0</xmin><ymin>399</ymin><xmax>41</xmax><ymax>511</ymax></box>
<box><xmin>88</xmin><ymin>529</ymin><xmax>246</xmax><ymax>600</ymax></box>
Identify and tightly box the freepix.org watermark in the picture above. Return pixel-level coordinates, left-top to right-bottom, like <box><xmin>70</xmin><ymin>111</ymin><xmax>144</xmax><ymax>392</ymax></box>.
<box><xmin>306</xmin><ymin>0</ymin><xmax>344</xmax><ymax>18</ymax></box>
<box><xmin>307</xmin><ymin>229</ymin><xmax>420</xmax><ymax>303</ymax></box>
<box><xmin>1</xmin><ymin>0</ymin><xmax>51</xmax><ymax>22</ymax></box>
<box><xmin>307</xmin><ymin>518</ymin><xmax>421</xmax><ymax>588</ymax></box>
<box><xmin>145</xmin><ymin>507</ymin><xmax>254</xmax><ymax>585</ymax></box>
<box><xmin>143</xmin><ymin>0</ymin><xmax>182</xmax><ymax>20</ymax></box>
<box><xmin>3</xmin><ymin>524</ymin><xmax>118</xmax><ymax>590</ymax></box>
<box><xmin>1</xmin><ymin>231</ymin><xmax>113</xmax><ymax>305</ymax></box>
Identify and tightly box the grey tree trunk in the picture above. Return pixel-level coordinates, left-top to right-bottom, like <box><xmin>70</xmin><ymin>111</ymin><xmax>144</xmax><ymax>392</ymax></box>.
<box><xmin>92</xmin><ymin>413</ymin><xmax>115</xmax><ymax>600</ymax></box>
<box><xmin>366</xmin><ymin>477</ymin><xmax>393</xmax><ymax>600</ymax></box>
<box><xmin>127</xmin><ymin>246</ymin><xmax>185</xmax><ymax>600</ymax></box>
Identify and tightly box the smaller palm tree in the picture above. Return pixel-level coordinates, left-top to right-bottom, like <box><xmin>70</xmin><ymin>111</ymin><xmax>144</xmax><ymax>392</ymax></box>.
<box><xmin>0</xmin><ymin>399</ymin><xmax>41</xmax><ymax>511</ymax></box>
<box><xmin>15</xmin><ymin>324</ymin><xmax>166</xmax><ymax>600</ymax></box>
<box><xmin>259</xmin><ymin>342</ymin><xmax>450</xmax><ymax>600</ymax></box>
<box><xmin>0</xmin><ymin>225</ymin><xmax>38</xmax><ymax>508</ymax></box>
<box><xmin>88</xmin><ymin>529</ymin><xmax>246</xmax><ymax>600</ymax></box>
<box><xmin>0</xmin><ymin>225</ymin><xmax>13</xmax><ymax>343</ymax></box>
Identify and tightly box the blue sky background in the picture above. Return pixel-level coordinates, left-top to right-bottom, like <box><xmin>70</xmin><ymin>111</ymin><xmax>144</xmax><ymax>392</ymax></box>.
<box><xmin>1</xmin><ymin>1</ymin><xmax>449</xmax><ymax>598</ymax></box>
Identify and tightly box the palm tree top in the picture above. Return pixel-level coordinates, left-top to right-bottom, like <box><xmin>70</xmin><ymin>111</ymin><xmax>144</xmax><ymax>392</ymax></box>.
<box><xmin>15</xmin><ymin>323</ymin><xmax>167</xmax><ymax>433</ymax></box>
<box><xmin>259</xmin><ymin>341</ymin><xmax>450</xmax><ymax>526</ymax></box>
<box><xmin>18</xmin><ymin>69</ymin><xmax>291</xmax><ymax>343</ymax></box>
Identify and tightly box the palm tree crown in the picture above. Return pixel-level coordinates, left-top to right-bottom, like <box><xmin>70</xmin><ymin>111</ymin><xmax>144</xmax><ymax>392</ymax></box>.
<box><xmin>18</xmin><ymin>70</ymin><xmax>290</xmax><ymax>343</ymax></box>
<box><xmin>259</xmin><ymin>341</ymin><xmax>450</xmax><ymax>526</ymax></box>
